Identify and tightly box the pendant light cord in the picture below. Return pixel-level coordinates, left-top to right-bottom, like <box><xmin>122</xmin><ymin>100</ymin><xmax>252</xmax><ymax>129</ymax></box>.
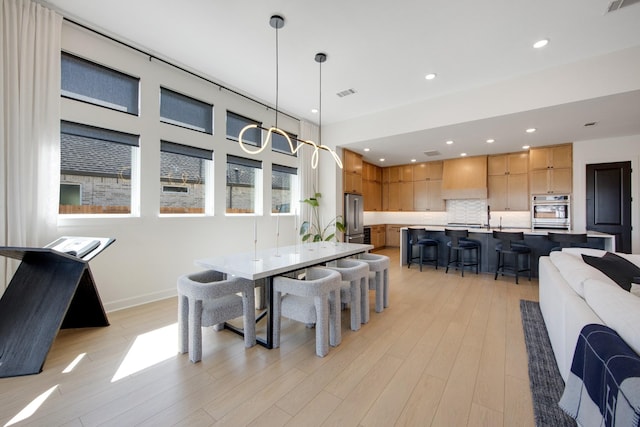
<box><xmin>275</xmin><ymin>23</ymin><xmax>279</xmax><ymax>129</ymax></box>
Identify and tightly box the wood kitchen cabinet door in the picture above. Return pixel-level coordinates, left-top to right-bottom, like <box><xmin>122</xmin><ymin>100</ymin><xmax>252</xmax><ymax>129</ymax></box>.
<box><xmin>530</xmin><ymin>168</ymin><xmax>572</xmax><ymax>194</ymax></box>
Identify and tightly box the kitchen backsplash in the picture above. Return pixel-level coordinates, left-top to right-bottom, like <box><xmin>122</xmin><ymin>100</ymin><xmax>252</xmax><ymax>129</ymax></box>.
<box><xmin>364</xmin><ymin>200</ymin><xmax>531</xmax><ymax>228</ymax></box>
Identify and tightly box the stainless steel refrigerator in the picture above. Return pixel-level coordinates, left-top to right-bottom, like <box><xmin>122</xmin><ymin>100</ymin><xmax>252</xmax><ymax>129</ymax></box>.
<box><xmin>344</xmin><ymin>193</ymin><xmax>365</xmax><ymax>243</ymax></box>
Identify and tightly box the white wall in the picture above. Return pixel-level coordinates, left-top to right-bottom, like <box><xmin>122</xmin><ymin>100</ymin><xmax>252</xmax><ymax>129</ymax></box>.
<box><xmin>58</xmin><ymin>23</ymin><xmax>304</xmax><ymax>311</ymax></box>
<box><xmin>572</xmin><ymin>135</ymin><xmax>640</xmax><ymax>253</ymax></box>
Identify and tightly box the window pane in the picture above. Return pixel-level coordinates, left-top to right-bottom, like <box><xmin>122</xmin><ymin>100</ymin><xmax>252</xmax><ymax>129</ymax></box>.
<box><xmin>272</xmin><ymin>165</ymin><xmax>297</xmax><ymax>213</ymax></box>
<box><xmin>272</xmin><ymin>131</ymin><xmax>297</xmax><ymax>156</ymax></box>
<box><xmin>60</xmin><ymin>123</ymin><xmax>137</xmax><ymax>214</ymax></box>
<box><xmin>160</xmin><ymin>87</ymin><xmax>213</xmax><ymax>134</ymax></box>
<box><xmin>226</xmin><ymin>111</ymin><xmax>261</xmax><ymax>146</ymax></box>
<box><xmin>61</xmin><ymin>52</ymin><xmax>139</xmax><ymax>115</ymax></box>
<box><xmin>160</xmin><ymin>141</ymin><xmax>212</xmax><ymax>214</ymax></box>
<box><xmin>226</xmin><ymin>156</ymin><xmax>261</xmax><ymax>214</ymax></box>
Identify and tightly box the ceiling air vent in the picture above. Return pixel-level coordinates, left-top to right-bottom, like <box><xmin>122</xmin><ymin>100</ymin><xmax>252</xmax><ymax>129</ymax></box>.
<box><xmin>336</xmin><ymin>88</ymin><xmax>356</xmax><ymax>98</ymax></box>
<box><xmin>606</xmin><ymin>0</ymin><xmax>640</xmax><ymax>13</ymax></box>
<box><xmin>423</xmin><ymin>150</ymin><xmax>441</xmax><ymax>157</ymax></box>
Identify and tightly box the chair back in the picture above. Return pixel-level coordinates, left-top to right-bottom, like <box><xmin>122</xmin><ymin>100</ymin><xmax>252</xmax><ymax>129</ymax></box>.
<box><xmin>274</xmin><ymin>267</ymin><xmax>341</xmax><ymax>297</ymax></box>
<box><xmin>326</xmin><ymin>259</ymin><xmax>369</xmax><ymax>281</ymax></box>
<box><xmin>408</xmin><ymin>228</ymin><xmax>427</xmax><ymax>244</ymax></box>
<box><xmin>492</xmin><ymin>230</ymin><xmax>525</xmax><ymax>251</ymax></box>
<box><xmin>445</xmin><ymin>228</ymin><xmax>469</xmax><ymax>246</ymax></box>
<box><xmin>177</xmin><ymin>270</ymin><xmax>253</xmax><ymax>300</ymax></box>
<box><xmin>357</xmin><ymin>253</ymin><xmax>390</xmax><ymax>271</ymax></box>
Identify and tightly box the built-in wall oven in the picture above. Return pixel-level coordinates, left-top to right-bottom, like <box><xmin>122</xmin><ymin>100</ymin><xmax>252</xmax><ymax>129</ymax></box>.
<box><xmin>531</xmin><ymin>194</ymin><xmax>571</xmax><ymax>230</ymax></box>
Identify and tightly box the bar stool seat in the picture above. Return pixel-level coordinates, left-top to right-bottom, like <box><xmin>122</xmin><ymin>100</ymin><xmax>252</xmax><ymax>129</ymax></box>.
<box><xmin>493</xmin><ymin>231</ymin><xmax>531</xmax><ymax>284</ymax></box>
<box><xmin>407</xmin><ymin>228</ymin><xmax>438</xmax><ymax>271</ymax></box>
<box><xmin>445</xmin><ymin>229</ymin><xmax>480</xmax><ymax>276</ymax></box>
<box><xmin>548</xmin><ymin>232</ymin><xmax>588</xmax><ymax>252</ymax></box>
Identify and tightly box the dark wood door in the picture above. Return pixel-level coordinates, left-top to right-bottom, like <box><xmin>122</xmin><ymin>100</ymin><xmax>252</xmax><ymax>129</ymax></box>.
<box><xmin>586</xmin><ymin>161</ymin><xmax>632</xmax><ymax>253</ymax></box>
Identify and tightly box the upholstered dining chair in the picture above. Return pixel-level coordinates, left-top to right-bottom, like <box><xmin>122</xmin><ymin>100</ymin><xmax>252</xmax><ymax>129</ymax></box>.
<box><xmin>273</xmin><ymin>267</ymin><xmax>342</xmax><ymax>357</ymax></box>
<box><xmin>356</xmin><ymin>253</ymin><xmax>390</xmax><ymax>313</ymax></box>
<box><xmin>177</xmin><ymin>270</ymin><xmax>256</xmax><ymax>363</ymax></box>
<box><xmin>324</xmin><ymin>259</ymin><xmax>370</xmax><ymax>328</ymax></box>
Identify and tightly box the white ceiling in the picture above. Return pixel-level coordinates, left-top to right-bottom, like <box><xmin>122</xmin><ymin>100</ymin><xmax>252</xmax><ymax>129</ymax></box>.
<box><xmin>44</xmin><ymin>0</ymin><xmax>640</xmax><ymax>165</ymax></box>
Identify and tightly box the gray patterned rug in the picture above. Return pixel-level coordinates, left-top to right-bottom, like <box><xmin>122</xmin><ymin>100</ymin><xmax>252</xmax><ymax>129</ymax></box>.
<box><xmin>520</xmin><ymin>300</ymin><xmax>576</xmax><ymax>427</ymax></box>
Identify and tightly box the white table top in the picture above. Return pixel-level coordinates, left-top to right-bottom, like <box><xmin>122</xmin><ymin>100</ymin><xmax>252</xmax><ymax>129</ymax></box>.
<box><xmin>195</xmin><ymin>242</ymin><xmax>374</xmax><ymax>280</ymax></box>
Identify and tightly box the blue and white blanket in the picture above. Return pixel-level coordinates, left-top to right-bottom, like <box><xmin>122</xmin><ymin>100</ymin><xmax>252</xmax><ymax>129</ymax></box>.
<box><xmin>560</xmin><ymin>324</ymin><xmax>640</xmax><ymax>427</ymax></box>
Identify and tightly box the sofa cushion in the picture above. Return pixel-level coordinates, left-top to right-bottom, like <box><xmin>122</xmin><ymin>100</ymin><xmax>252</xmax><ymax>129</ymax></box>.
<box><xmin>562</xmin><ymin>248</ymin><xmax>608</xmax><ymax>258</ymax></box>
<box><xmin>583</xmin><ymin>277</ymin><xmax>640</xmax><ymax>355</ymax></box>
<box><xmin>582</xmin><ymin>252</ymin><xmax>640</xmax><ymax>294</ymax></box>
<box><xmin>549</xmin><ymin>251</ymin><xmax>614</xmax><ymax>298</ymax></box>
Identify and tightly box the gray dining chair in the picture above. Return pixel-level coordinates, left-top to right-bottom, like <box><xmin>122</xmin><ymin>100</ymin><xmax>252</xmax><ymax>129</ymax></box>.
<box><xmin>273</xmin><ymin>267</ymin><xmax>342</xmax><ymax>357</ymax></box>
<box><xmin>357</xmin><ymin>253</ymin><xmax>390</xmax><ymax>313</ymax></box>
<box><xmin>177</xmin><ymin>270</ymin><xmax>256</xmax><ymax>363</ymax></box>
<box><xmin>324</xmin><ymin>259</ymin><xmax>370</xmax><ymax>328</ymax></box>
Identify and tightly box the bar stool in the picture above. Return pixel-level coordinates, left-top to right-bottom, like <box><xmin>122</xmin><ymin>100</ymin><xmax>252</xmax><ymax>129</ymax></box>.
<box><xmin>323</xmin><ymin>259</ymin><xmax>370</xmax><ymax>329</ymax></box>
<box><xmin>407</xmin><ymin>228</ymin><xmax>439</xmax><ymax>271</ymax></box>
<box><xmin>547</xmin><ymin>232</ymin><xmax>588</xmax><ymax>252</ymax></box>
<box><xmin>356</xmin><ymin>253</ymin><xmax>390</xmax><ymax>313</ymax></box>
<box><xmin>493</xmin><ymin>231</ymin><xmax>531</xmax><ymax>284</ymax></box>
<box><xmin>445</xmin><ymin>229</ymin><xmax>480</xmax><ymax>276</ymax></box>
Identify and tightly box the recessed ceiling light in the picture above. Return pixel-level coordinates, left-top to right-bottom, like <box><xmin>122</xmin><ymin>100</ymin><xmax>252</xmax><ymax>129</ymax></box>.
<box><xmin>522</xmin><ymin>145</ymin><xmax>530</xmax><ymax>150</ymax></box>
<box><xmin>411</xmin><ymin>159</ymin><xmax>417</xmax><ymax>162</ymax></box>
<box><xmin>364</xmin><ymin>148</ymin><xmax>370</xmax><ymax>152</ymax></box>
<box><xmin>311</xmin><ymin>108</ymin><xmax>318</xmax><ymax>114</ymax></box>
<box><xmin>526</xmin><ymin>128</ymin><xmax>537</xmax><ymax>133</ymax></box>
<box><xmin>486</xmin><ymin>139</ymin><xmax>495</xmax><ymax>143</ymax></box>
<box><xmin>533</xmin><ymin>39</ymin><xmax>549</xmax><ymax>49</ymax></box>
<box><xmin>460</xmin><ymin>153</ymin><xmax>467</xmax><ymax>157</ymax></box>
<box><xmin>446</xmin><ymin>140</ymin><xmax>454</xmax><ymax>145</ymax></box>
<box><xmin>379</xmin><ymin>158</ymin><xmax>385</xmax><ymax>162</ymax></box>
<box><xmin>425</xmin><ymin>73</ymin><xmax>437</xmax><ymax>80</ymax></box>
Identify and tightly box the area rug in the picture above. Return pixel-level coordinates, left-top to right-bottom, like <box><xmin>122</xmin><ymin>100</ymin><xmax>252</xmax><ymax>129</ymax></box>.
<box><xmin>520</xmin><ymin>300</ymin><xmax>576</xmax><ymax>427</ymax></box>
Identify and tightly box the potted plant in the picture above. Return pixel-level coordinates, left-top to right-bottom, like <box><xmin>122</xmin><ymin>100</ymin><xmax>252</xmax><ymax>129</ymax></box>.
<box><xmin>300</xmin><ymin>192</ymin><xmax>345</xmax><ymax>242</ymax></box>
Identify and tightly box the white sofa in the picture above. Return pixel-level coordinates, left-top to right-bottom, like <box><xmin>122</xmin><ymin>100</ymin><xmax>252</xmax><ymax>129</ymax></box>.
<box><xmin>538</xmin><ymin>248</ymin><xmax>640</xmax><ymax>382</ymax></box>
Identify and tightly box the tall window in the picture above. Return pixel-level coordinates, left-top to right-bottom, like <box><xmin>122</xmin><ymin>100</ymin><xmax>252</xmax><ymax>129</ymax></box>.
<box><xmin>160</xmin><ymin>87</ymin><xmax>213</xmax><ymax>134</ymax></box>
<box><xmin>226</xmin><ymin>155</ymin><xmax>262</xmax><ymax>214</ymax></box>
<box><xmin>61</xmin><ymin>52</ymin><xmax>139</xmax><ymax>115</ymax></box>
<box><xmin>226</xmin><ymin>111</ymin><xmax>261</xmax><ymax>147</ymax></box>
<box><xmin>272</xmin><ymin>165</ymin><xmax>297</xmax><ymax>213</ymax></box>
<box><xmin>272</xmin><ymin>131</ymin><xmax>298</xmax><ymax>156</ymax></box>
<box><xmin>160</xmin><ymin>141</ymin><xmax>213</xmax><ymax>214</ymax></box>
<box><xmin>60</xmin><ymin>121</ymin><xmax>139</xmax><ymax>214</ymax></box>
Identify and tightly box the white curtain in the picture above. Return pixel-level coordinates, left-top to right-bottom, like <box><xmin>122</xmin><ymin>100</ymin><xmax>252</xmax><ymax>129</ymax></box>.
<box><xmin>299</xmin><ymin>121</ymin><xmax>319</xmax><ymax>226</ymax></box>
<box><xmin>1</xmin><ymin>0</ymin><xmax>62</xmax><ymax>290</ymax></box>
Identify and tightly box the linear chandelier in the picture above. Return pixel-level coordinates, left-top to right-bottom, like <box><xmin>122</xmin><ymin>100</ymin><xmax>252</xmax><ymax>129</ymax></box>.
<box><xmin>238</xmin><ymin>15</ymin><xmax>343</xmax><ymax>169</ymax></box>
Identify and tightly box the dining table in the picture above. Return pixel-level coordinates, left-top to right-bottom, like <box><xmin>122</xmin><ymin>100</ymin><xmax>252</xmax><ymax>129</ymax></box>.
<box><xmin>195</xmin><ymin>241</ymin><xmax>374</xmax><ymax>348</ymax></box>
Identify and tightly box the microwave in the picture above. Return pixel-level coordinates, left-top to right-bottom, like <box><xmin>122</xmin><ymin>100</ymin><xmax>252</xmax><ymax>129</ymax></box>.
<box><xmin>531</xmin><ymin>194</ymin><xmax>571</xmax><ymax>230</ymax></box>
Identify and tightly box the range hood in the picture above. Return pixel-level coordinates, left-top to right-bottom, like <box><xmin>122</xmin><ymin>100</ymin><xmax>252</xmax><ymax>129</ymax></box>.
<box><xmin>441</xmin><ymin>155</ymin><xmax>488</xmax><ymax>199</ymax></box>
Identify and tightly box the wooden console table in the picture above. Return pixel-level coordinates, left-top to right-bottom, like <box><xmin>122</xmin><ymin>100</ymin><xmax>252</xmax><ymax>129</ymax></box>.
<box><xmin>0</xmin><ymin>239</ymin><xmax>113</xmax><ymax>378</ymax></box>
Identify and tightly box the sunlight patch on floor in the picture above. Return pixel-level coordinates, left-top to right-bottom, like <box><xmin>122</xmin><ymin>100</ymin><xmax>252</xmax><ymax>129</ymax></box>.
<box><xmin>111</xmin><ymin>323</ymin><xmax>178</xmax><ymax>382</ymax></box>
<box><xmin>62</xmin><ymin>352</ymin><xmax>86</xmax><ymax>373</ymax></box>
<box><xmin>4</xmin><ymin>385</ymin><xmax>58</xmax><ymax>426</ymax></box>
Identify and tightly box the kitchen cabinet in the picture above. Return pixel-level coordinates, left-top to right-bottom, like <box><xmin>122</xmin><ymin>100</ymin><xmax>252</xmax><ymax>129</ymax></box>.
<box><xmin>487</xmin><ymin>152</ymin><xmax>529</xmax><ymax>210</ymax></box>
<box><xmin>387</xmin><ymin>181</ymin><xmax>413</xmax><ymax>211</ymax></box>
<box><xmin>385</xmin><ymin>224</ymin><xmax>403</xmax><ymax>247</ymax></box>
<box><xmin>369</xmin><ymin>224</ymin><xmax>386</xmax><ymax>250</ymax></box>
<box><xmin>362</xmin><ymin>162</ymin><xmax>382</xmax><ymax>211</ymax></box>
<box><xmin>529</xmin><ymin>144</ymin><xmax>572</xmax><ymax>170</ymax></box>
<box><xmin>488</xmin><ymin>173</ymin><xmax>529</xmax><ymax>211</ymax></box>
<box><xmin>413</xmin><ymin>161</ymin><xmax>443</xmax><ymax>181</ymax></box>
<box><xmin>530</xmin><ymin>168</ymin><xmax>572</xmax><ymax>195</ymax></box>
<box><xmin>412</xmin><ymin>160</ymin><xmax>444</xmax><ymax>211</ymax></box>
<box><xmin>413</xmin><ymin>180</ymin><xmax>445</xmax><ymax>211</ymax></box>
<box><xmin>388</xmin><ymin>165</ymin><xmax>413</xmax><ymax>183</ymax></box>
<box><xmin>529</xmin><ymin>144</ymin><xmax>572</xmax><ymax>194</ymax></box>
<box><xmin>343</xmin><ymin>149</ymin><xmax>363</xmax><ymax>194</ymax></box>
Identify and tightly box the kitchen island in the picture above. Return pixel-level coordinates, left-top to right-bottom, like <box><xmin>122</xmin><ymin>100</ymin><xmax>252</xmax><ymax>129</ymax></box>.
<box><xmin>399</xmin><ymin>226</ymin><xmax>615</xmax><ymax>278</ymax></box>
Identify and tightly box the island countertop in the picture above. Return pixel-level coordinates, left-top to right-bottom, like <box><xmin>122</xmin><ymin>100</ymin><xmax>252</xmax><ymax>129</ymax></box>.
<box><xmin>399</xmin><ymin>225</ymin><xmax>614</xmax><ymax>238</ymax></box>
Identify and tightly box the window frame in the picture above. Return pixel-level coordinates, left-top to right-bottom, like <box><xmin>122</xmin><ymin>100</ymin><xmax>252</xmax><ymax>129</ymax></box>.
<box><xmin>160</xmin><ymin>87</ymin><xmax>214</xmax><ymax>134</ymax></box>
<box><xmin>271</xmin><ymin>164</ymin><xmax>298</xmax><ymax>214</ymax></box>
<box><xmin>225</xmin><ymin>155</ymin><xmax>263</xmax><ymax>215</ymax></box>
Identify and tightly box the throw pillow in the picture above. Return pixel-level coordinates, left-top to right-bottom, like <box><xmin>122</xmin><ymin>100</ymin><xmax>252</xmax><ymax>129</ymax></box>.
<box><xmin>582</xmin><ymin>252</ymin><xmax>640</xmax><ymax>293</ymax></box>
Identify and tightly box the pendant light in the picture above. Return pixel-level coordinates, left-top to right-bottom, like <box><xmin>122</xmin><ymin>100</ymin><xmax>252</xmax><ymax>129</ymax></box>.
<box><xmin>237</xmin><ymin>15</ymin><xmax>342</xmax><ymax>169</ymax></box>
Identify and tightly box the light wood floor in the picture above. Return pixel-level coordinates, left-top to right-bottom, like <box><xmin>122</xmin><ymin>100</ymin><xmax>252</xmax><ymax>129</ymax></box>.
<box><xmin>0</xmin><ymin>248</ymin><xmax>538</xmax><ymax>427</ymax></box>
